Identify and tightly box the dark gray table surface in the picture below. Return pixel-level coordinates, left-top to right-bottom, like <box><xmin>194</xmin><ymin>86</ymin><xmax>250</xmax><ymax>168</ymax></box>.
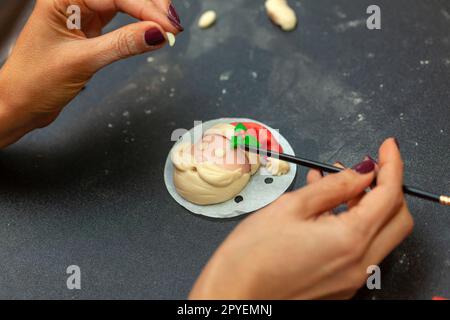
<box><xmin>0</xmin><ymin>0</ymin><xmax>449</xmax><ymax>299</ymax></box>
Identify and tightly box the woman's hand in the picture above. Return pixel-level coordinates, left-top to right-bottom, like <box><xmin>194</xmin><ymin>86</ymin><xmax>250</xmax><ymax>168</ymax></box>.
<box><xmin>190</xmin><ymin>138</ymin><xmax>414</xmax><ymax>299</ymax></box>
<box><xmin>0</xmin><ymin>0</ymin><xmax>182</xmax><ymax>148</ymax></box>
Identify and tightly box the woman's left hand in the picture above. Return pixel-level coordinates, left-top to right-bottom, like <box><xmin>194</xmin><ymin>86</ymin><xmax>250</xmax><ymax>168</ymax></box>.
<box><xmin>0</xmin><ymin>0</ymin><xmax>182</xmax><ymax>147</ymax></box>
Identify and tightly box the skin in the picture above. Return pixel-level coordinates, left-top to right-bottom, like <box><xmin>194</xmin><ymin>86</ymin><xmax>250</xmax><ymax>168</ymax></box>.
<box><xmin>190</xmin><ymin>139</ymin><xmax>414</xmax><ymax>299</ymax></box>
<box><xmin>0</xmin><ymin>0</ymin><xmax>181</xmax><ymax>148</ymax></box>
<box><xmin>0</xmin><ymin>1</ymin><xmax>414</xmax><ymax>300</ymax></box>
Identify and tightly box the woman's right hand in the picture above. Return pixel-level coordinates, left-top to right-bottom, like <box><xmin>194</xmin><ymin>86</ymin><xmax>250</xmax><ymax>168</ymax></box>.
<box><xmin>190</xmin><ymin>138</ymin><xmax>414</xmax><ymax>299</ymax></box>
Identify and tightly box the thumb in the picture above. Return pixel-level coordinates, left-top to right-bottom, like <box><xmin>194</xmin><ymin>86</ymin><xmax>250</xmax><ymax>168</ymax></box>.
<box><xmin>83</xmin><ymin>21</ymin><xmax>168</xmax><ymax>71</ymax></box>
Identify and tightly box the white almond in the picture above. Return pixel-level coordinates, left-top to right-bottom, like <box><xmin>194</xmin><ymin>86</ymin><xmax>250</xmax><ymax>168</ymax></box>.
<box><xmin>198</xmin><ymin>10</ymin><xmax>217</xmax><ymax>29</ymax></box>
<box><xmin>166</xmin><ymin>32</ymin><xmax>176</xmax><ymax>47</ymax></box>
<box><xmin>265</xmin><ymin>0</ymin><xmax>297</xmax><ymax>31</ymax></box>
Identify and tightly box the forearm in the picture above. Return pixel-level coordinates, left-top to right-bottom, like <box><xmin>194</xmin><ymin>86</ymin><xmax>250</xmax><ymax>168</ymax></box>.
<box><xmin>0</xmin><ymin>65</ymin><xmax>41</xmax><ymax>148</ymax></box>
<box><xmin>0</xmin><ymin>97</ymin><xmax>35</xmax><ymax>149</ymax></box>
<box><xmin>0</xmin><ymin>55</ymin><xmax>59</xmax><ymax>149</ymax></box>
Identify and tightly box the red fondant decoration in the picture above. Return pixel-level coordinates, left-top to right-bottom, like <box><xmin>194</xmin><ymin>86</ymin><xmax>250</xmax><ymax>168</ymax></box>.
<box><xmin>231</xmin><ymin>122</ymin><xmax>283</xmax><ymax>153</ymax></box>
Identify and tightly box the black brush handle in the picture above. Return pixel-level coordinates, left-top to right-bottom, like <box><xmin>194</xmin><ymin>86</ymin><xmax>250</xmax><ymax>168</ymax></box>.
<box><xmin>242</xmin><ymin>145</ymin><xmax>447</xmax><ymax>206</ymax></box>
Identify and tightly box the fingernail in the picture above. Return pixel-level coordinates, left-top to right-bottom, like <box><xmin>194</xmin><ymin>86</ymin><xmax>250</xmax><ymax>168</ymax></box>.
<box><xmin>168</xmin><ymin>3</ymin><xmax>184</xmax><ymax>31</ymax></box>
<box><xmin>145</xmin><ymin>28</ymin><xmax>165</xmax><ymax>46</ymax></box>
<box><xmin>352</xmin><ymin>159</ymin><xmax>375</xmax><ymax>174</ymax></box>
<box><xmin>365</xmin><ymin>155</ymin><xmax>378</xmax><ymax>164</ymax></box>
<box><xmin>168</xmin><ymin>3</ymin><xmax>181</xmax><ymax>24</ymax></box>
<box><xmin>363</xmin><ymin>157</ymin><xmax>378</xmax><ymax>187</ymax></box>
<box><xmin>393</xmin><ymin>138</ymin><xmax>400</xmax><ymax>150</ymax></box>
<box><xmin>335</xmin><ymin>161</ymin><xmax>345</xmax><ymax>167</ymax></box>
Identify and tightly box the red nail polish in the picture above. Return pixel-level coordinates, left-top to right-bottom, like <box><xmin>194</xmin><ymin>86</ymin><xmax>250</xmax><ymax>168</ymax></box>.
<box><xmin>393</xmin><ymin>138</ymin><xmax>400</xmax><ymax>150</ymax></box>
<box><xmin>169</xmin><ymin>3</ymin><xmax>181</xmax><ymax>24</ymax></box>
<box><xmin>145</xmin><ymin>28</ymin><xmax>165</xmax><ymax>46</ymax></box>
<box><xmin>168</xmin><ymin>3</ymin><xmax>184</xmax><ymax>31</ymax></box>
<box><xmin>352</xmin><ymin>159</ymin><xmax>375</xmax><ymax>174</ymax></box>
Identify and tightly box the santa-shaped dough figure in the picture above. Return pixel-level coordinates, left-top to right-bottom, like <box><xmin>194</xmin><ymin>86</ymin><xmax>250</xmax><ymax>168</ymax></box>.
<box><xmin>171</xmin><ymin>121</ymin><xmax>290</xmax><ymax>205</ymax></box>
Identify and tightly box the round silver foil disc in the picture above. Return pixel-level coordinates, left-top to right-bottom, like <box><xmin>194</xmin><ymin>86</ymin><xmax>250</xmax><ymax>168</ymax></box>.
<box><xmin>164</xmin><ymin>118</ymin><xmax>297</xmax><ymax>218</ymax></box>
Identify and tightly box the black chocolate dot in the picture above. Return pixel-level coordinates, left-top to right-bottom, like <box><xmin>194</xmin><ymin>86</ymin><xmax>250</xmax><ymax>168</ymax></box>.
<box><xmin>234</xmin><ymin>196</ymin><xmax>244</xmax><ymax>203</ymax></box>
<box><xmin>264</xmin><ymin>177</ymin><xmax>274</xmax><ymax>184</ymax></box>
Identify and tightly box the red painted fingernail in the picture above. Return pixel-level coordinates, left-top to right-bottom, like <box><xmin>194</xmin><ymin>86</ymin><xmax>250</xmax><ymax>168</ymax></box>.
<box><xmin>168</xmin><ymin>3</ymin><xmax>181</xmax><ymax>23</ymax></box>
<box><xmin>168</xmin><ymin>3</ymin><xmax>184</xmax><ymax>31</ymax></box>
<box><xmin>352</xmin><ymin>159</ymin><xmax>375</xmax><ymax>174</ymax></box>
<box><xmin>393</xmin><ymin>137</ymin><xmax>400</xmax><ymax>149</ymax></box>
<box><xmin>145</xmin><ymin>28</ymin><xmax>165</xmax><ymax>46</ymax></box>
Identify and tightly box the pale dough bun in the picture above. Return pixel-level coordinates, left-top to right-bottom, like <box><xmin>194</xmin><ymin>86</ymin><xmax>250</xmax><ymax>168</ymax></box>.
<box><xmin>171</xmin><ymin>123</ymin><xmax>260</xmax><ymax>205</ymax></box>
<box><xmin>171</xmin><ymin>123</ymin><xmax>289</xmax><ymax>205</ymax></box>
<box><xmin>173</xmin><ymin>164</ymin><xmax>251</xmax><ymax>205</ymax></box>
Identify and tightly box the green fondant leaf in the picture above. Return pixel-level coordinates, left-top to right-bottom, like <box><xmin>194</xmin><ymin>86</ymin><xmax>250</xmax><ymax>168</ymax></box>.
<box><xmin>234</xmin><ymin>122</ymin><xmax>247</xmax><ymax>133</ymax></box>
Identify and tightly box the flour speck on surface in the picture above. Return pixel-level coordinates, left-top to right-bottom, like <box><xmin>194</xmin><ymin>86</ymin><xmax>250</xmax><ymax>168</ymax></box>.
<box><xmin>334</xmin><ymin>19</ymin><xmax>365</xmax><ymax>32</ymax></box>
<box><xmin>347</xmin><ymin>91</ymin><xmax>363</xmax><ymax>105</ymax></box>
<box><xmin>334</xmin><ymin>6</ymin><xmax>347</xmax><ymax>19</ymax></box>
<box><xmin>357</xmin><ymin>114</ymin><xmax>365</xmax><ymax>122</ymax></box>
<box><xmin>353</xmin><ymin>97</ymin><xmax>363</xmax><ymax>105</ymax></box>
<box><xmin>158</xmin><ymin>65</ymin><xmax>169</xmax><ymax>74</ymax></box>
<box><xmin>219</xmin><ymin>71</ymin><xmax>233</xmax><ymax>81</ymax></box>
<box><xmin>441</xmin><ymin>9</ymin><xmax>450</xmax><ymax>20</ymax></box>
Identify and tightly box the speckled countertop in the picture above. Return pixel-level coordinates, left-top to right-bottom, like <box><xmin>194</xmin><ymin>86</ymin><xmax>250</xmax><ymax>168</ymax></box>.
<box><xmin>0</xmin><ymin>0</ymin><xmax>449</xmax><ymax>299</ymax></box>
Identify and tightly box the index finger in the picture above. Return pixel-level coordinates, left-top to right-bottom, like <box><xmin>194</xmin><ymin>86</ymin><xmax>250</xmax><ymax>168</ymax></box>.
<box><xmin>341</xmin><ymin>138</ymin><xmax>405</xmax><ymax>237</ymax></box>
<box><xmin>84</xmin><ymin>0</ymin><xmax>183</xmax><ymax>34</ymax></box>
